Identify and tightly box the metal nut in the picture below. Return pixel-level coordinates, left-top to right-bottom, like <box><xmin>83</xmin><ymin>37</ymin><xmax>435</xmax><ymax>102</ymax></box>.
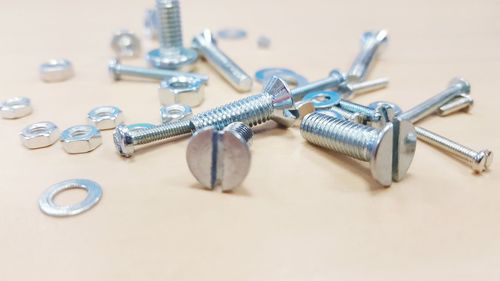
<box><xmin>159</xmin><ymin>76</ymin><xmax>205</xmax><ymax>107</ymax></box>
<box><xmin>20</xmin><ymin>121</ymin><xmax>60</xmax><ymax>149</ymax></box>
<box><xmin>60</xmin><ymin>125</ymin><xmax>102</xmax><ymax>154</ymax></box>
<box><xmin>160</xmin><ymin>104</ymin><xmax>192</xmax><ymax>124</ymax></box>
<box><xmin>111</xmin><ymin>30</ymin><xmax>141</xmax><ymax>58</ymax></box>
<box><xmin>39</xmin><ymin>59</ymin><xmax>74</xmax><ymax>82</ymax></box>
<box><xmin>0</xmin><ymin>97</ymin><xmax>33</xmax><ymax>119</ymax></box>
<box><xmin>87</xmin><ymin>106</ymin><xmax>124</xmax><ymax>130</ymax></box>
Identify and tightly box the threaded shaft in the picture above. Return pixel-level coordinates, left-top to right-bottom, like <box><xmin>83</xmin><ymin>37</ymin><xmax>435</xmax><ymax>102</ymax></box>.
<box><xmin>131</xmin><ymin>119</ymin><xmax>192</xmax><ymax>145</ymax></box>
<box><xmin>338</xmin><ymin>100</ymin><xmax>376</xmax><ymax>118</ymax></box>
<box><xmin>328</xmin><ymin>107</ymin><xmax>365</xmax><ymax>123</ymax></box>
<box><xmin>191</xmin><ymin>93</ymin><xmax>274</xmax><ymax>130</ymax></box>
<box><xmin>415</xmin><ymin>126</ymin><xmax>478</xmax><ymax>165</ymax></box>
<box><xmin>300</xmin><ymin>112</ymin><xmax>379</xmax><ymax>161</ymax></box>
<box><xmin>156</xmin><ymin>0</ymin><xmax>183</xmax><ymax>54</ymax></box>
<box><xmin>225</xmin><ymin>122</ymin><xmax>253</xmax><ymax>143</ymax></box>
<box><xmin>291</xmin><ymin>72</ymin><xmax>345</xmax><ymax>101</ymax></box>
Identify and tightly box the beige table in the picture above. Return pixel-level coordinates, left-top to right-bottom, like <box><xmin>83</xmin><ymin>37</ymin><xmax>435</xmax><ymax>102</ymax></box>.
<box><xmin>0</xmin><ymin>0</ymin><xmax>499</xmax><ymax>280</ymax></box>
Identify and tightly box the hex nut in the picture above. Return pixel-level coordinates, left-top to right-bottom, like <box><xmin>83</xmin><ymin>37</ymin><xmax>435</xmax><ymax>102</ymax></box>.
<box><xmin>87</xmin><ymin>106</ymin><xmax>124</xmax><ymax>130</ymax></box>
<box><xmin>160</xmin><ymin>104</ymin><xmax>192</xmax><ymax>124</ymax></box>
<box><xmin>20</xmin><ymin>121</ymin><xmax>60</xmax><ymax>149</ymax></box>
<box><xmin>0</xmin><ymin>97</ymin><xmax>33</xmax><ymax>119</ymax></box>
<box><xmin>60</xmin><ymin>125</ymin><xmax>102</xmax><ymax>154</ymax></box>
<box><xmin>111</xmin><ymin>30</ymin><xmax>141</xmax><ymax>58</ymax></box>
<box><xmin>39</xmin><ymin>59</ymin><xmax>74</xmax><ymax>82</ymax></box>
<box><xmin>159</xmin><ymin>76</ymin><xmax>205</xmax><ymax>107</ymax></box>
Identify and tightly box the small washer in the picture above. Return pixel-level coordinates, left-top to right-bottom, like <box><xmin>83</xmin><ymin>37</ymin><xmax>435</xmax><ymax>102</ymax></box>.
<box><xmin>39</xmin><ymin>59</ymin><xmax>74</xmax><ymax>82</ymax></box>
<box><xmin>255</xmin><ymin>68</ymin><xmax>308</xmax><ymax>87</ymax></box>
<box><xmin>216</xmin><ymin>29</ymin><xmax>247</xmax><ymax>40</ymax></box>
<box><xmin>302</xmin><ymin>91</ymin><xmax>342</xmax><ymax>110</ymax></box>
<box><xmin>39</xmin><ymin>179</ymin><xmax>102</xmax><ymax>217</ymax></box>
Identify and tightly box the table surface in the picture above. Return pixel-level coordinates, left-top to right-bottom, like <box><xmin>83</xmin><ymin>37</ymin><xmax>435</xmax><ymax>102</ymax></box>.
<box><xmin>1</xmin><ymin>0</ymin><xmax>499</xmax><ymax>280</ymax></box>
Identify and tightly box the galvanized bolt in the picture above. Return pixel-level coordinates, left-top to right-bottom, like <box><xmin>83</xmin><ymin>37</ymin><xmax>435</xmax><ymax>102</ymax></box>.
<box><xmin>186</xmin><ymin>122</ymin><xmax>253</xmax><ymax>191</ymax></box>
<box><xmin>347</xmin><ymin>30</ymin><xmax>389</xmax><ymax>82</ymax></box>
<box><xmin>113</xmin><ymin>77</ymin><xmax>296</xmax><ymax>157</ymax></box>
<box><xmin>146</xmin><ymin>0</ymin><xmax>198</xmax><ymax>71</ymax></box>
<box><xmin>108</xmin><ymin>58</ymin><xmax>208</xmax><ymax>83</ymax></box>
<box><xmin>338</xmin><ymin>77</ymin><xmax>389</xmax><ymax>99</ymax></box>
<box><xmin>192</xmin><ymin>29</ymin><xmax>253</xmax><ymax>92</ymax></box>
<box><xmin>301</xmin><ymin>111</ymin><xmax>415</xmax><ymax>186</ymax></box>
<box><xmin>437</xmin><ymin>93</ymin><xmax>473</xmax><ymax>116</ymax></box>
<box><xmin>290</xmin><ymin>69</ymin><xmax>346</xmax><ymax>101</ymax></box>
<box><xmin>414</xmin><ymin>127</ymin><xmax>492</xmax><ymax>173</ymax></box>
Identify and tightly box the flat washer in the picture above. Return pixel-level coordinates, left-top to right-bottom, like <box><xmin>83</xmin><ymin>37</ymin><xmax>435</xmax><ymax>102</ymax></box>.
<box><xmin>255</xmin><ymin>68</ymin><xmax>308</xmax><ymax>87</ymax></box>
<box><xmin>39</xmin><ymin>179</ymin><xmax>102</xmax><ymax>217</ymax></box>
<box><xmin>216</xmin><ymin>29</ymin><xmax>247</xmax><ymax>39</ymax></box>
<box><xmin>302</xmin><ymin>91</ymin><xmax>342</xmax><ymax>110</ymax></box>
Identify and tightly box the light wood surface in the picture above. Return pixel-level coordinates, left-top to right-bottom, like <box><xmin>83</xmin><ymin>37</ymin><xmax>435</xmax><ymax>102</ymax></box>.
<box><xmin>0</xmin><ymin>0</ymin><xmax>499</xmax><ymax>280</ymax></box>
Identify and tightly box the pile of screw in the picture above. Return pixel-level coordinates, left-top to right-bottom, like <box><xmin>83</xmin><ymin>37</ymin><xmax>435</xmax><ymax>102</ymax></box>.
<box><xmin>1</xmin><ymin>0</ymin><xmax>493</xmax><ymax>203</ymax></box>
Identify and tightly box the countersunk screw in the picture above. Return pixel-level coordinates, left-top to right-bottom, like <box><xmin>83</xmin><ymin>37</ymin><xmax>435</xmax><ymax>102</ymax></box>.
<box><xmin>113</xmin><ymin>76</ymin><xmax>296</xmax><ymax>157</ymax></box>
<box><xmin>108</xmin><ymin>58</ymin><xmax>208</xmax><ymax>82</ymax></box>
<box><xmin>347</xmin><ymin>30</ymin><xmax>389</xmax><ymax>82</ymax></box>
<box><xmin>192</xmin><ymin>29</ymin><xmax>253</xmax><ymax>92</ymax></box>
<box><xmin>300</xmin><ymin>112</ymin><xmax>414</xmax><ymax>186</ymax></box>
<box><xmin>186</xmin><ymin>122</ymin><xmax>253</xmax><ymax>191</ymax></box>
<box><xmin>146</xmin><ymin>0</ymin><xmax>198</xmax><ymax>71</ymax></box>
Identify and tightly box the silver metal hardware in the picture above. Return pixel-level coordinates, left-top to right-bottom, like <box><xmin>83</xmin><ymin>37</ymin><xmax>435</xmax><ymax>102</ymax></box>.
<box><xmin>216</xmin><ymin>29</ymin><xmax>247</xmax><ymax>40</ymax></box>
<box><xmin>39</xmin><ymin>59</ymin><xmax>74</xmax><ymax>83</ymax></box>
<box><xmin>159</xmin><ymin>76</ymin><xmax>205</xmax><ymax>107</ymax></box>
<box><xmin>127</xmin><ymin>123</ymin><xmax>156</xmax><ymax>133</ymax></box>
<box><xmin>113</xmin><ymin>76</ymin><xmax>296</xmax><ymax>157</ymax></box>
<box><xmin>144</xmin><ymin>9</ymin><xmax>159</xmax><ymax>40</ymax></box>
<box><xmin>255</xmin><ymin>68</ymin><xmax>308</xmax><ymax>88</ymax></box>
<box><xmin>338</xmin><ymin>77</ymin><xmax>389</xmax><ymax>99</ymax></box>
<box><xmin>192</xmin><ymin>29</ymin><xmax>253</xmax><ymax>92</ymax></box>
<box><xmin>20</xmin><ymin>121</ymin><xmax>60</xmax><ymax>149</ymax></box>
<box><xmin>111</xmin><ymin>30</ymin><xmax>141</xmax><ymax>58</ymax></box>
<box><xmin>60</xmin><ymin>125</ymin><xmax>102</xmax><ymax>154</ymax></box>
<box><xmin>108</xmin><ymin>58</ymin><xmax>208</xmax><ymax>83</ymax></box>
<box><xmin>87</xmin><ymin>106</ymin><xmax>124</xmax><ymax>130</ymax></box>
<box><xmin>437</xmin><ymin>93</ymin><xmax>473</xmax><ymax>116</ymax></box>
<box><xmin>160</xmin><ymin>104</ymin><xmax>192</xmax><ymax>124</ymax></box>
<box><xmin>257</xmin><ymin>36</ymin><xmax>271</xmax><ymax>48</ymax></box>
<box><xmin>347</xmin><ymin>30</ymin><xmax>388</xmax><ymax>82</ymax></box>
<box><xmin>146</xmin><ymin>0</ymin><xmax>198</xmax><ymax>71</ymax></box>
<box><xmin>39</xmin><ymin>179</ymin><xmax>102</xmax><ymax>217</ymax></box>
<box><xmin>187</xmin><ymin>122</ymin><xmax>253</xmax><ymax>191</ymax></box>
<box><xmin>0</xmin><ymin>97</ymin><xmax>32</xmax><ymax>119</ymax></box>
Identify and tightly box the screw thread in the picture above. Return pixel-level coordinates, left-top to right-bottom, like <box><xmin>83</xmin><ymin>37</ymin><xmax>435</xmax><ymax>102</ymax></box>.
<box><xmin>338</xmin><ymin>100</ymin><xmax>376</xmax><ymax>117</ymax></box>
<box><xmin>415</xmin><ymin>126</ymin><xmax>478</xmax><ymax>165</ymax></box>
<box><xmin>156</xmin><ymin>0</ymin><xmax>183</xmax><ymax>54</ymax></box>
<box><xmin>300</xmin><ymin>112</ymin><xmax>378</xmax><ymax>161</ymax></box>
<box><xmin>131</xmin><ymin>119</ymin><xmax>192</xmax><ymax>145</ymax></box>
<box><xmin>291</xmin><ymin>72</ymin><xmax>344</xmax><ymax>100</ymax></box>
<box><xmin>225</xmin><ymin>122</ymin><xmax>253</xmax><ymax>143</ymax></box>
<box><xmin>191</xmin><ymin>93</ymin><xmax>274</xmax><ymax>130</ymax></box>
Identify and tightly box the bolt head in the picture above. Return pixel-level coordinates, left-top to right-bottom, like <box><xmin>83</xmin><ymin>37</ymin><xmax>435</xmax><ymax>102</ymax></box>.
<box><xmin>448</xmin><ymin>77</ymin><xmax>471</xmax><ymax>94</ymax></box>
<box><xmin>146</xmin><ymin>48</ymin><xmax>198</xmax><ymax>72</ymax></box>
<box><xmin>192</xmin><ymin>29</ymin><xmax>217</xmax><ymax>49</ymax></box>
<box><xmin>472</xmin><ymin>150</ymin><xmax>493</xmax><ymax>173</ymax></box>
<box><xmin>108</xmin><ymin>58</ymin><xmax>121</xmax><ymax>81</ymax></box>
<box><xmin>370</xmin><ymin>123</ymin><xmax>394</xmax><ymax>187</ymax></box>
<box><xmin>113</xmin><ymin>124</ymin><xmax>135</xmax><ymax>157</ymax></box>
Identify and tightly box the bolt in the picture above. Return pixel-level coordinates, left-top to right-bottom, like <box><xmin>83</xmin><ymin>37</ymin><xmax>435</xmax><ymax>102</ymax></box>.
<box><xmin>114</xmin><ymin>76</ymin><xmax>296</xmax><ymax>157</ymax></box>
<box><xmin>347</xmin><ymin>30</ymin><xmax>389</xmax><ymax>82</ymax></box>
<box><xmin>368</xmin><ymin>100</ymin><xmax>492</xmax><ymax>173</ymax></box>
<box><xmin>399</xmin><ymin>77</ymin><xmax>471</xmax><ymax>123</ymax></box>
<box><xmin>414</xmin><ymin>127</ymin><xmax>492</xmax><ymax>173</ymax></box>
<box><xmin>437</xmin><ymin>93</ymin><xmax>473</xmax><ymax>116</ymax></box>
<box><xmin>192</xmin><ymin>29</ymin><xmax>253</xmax><ymax>92</ymax></box>
<box><xmin>108</xmin><ymin>58</ymin><xmax>208</xmax><ymax>83</ymax></box>
<box><xmin>186</xmin><ymin>122</ymin><xmax>253</xmax><ymax>191</ymax></box>
<box><xmin>301</xmin><ymin>111</ymin><xmax>414</xmax><ymax>186</ymax></box>
<box><xmin>338</xmin><ymin>77</ymin><xmax>389</xmax><ymax>99</ymax></box>
<box><xmin>290</xmin><ymin>69</ymin><xmax>346</xmax><ymax>101</ymax></box>
<box><xmin>328</xmin><ymin>106</ymin><xmax>366</xmax><ymax>124</ymax></box>
<box><xmin>146</xmin><ymin>0</ymin><xmax>198</xmax><ymax>71</ymax></box>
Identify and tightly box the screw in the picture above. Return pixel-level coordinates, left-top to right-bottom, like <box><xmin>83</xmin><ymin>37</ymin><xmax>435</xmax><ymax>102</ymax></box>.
<box><xmin>368</xmin><ymin>99</ymin><xmax>492</xmax><ymax>173</ymax></box>
<box><xmin>108</xmin><ymin>58</ymin><xmax>208</xmax><ymax>83</ymax></box>
<box><xmin>290</xmin><ymin>69</ymin><xmax>346</xmax><ymax>101</ymax></box>
<box><xmin>113</xmin><ymin>76</ymin><xmax>296</xmax><ymax>157</ymax></box>
<box><xmin>301</xmin><ymin>112</ymin><xmax>415</xmax><ymax>186</ymax></box>
<box><xmin>192</xmin><ymin>29</ymin><xmax>253</xmax><ymax>92</ymax></box>
<box><xmin>437</xmin><ymin>93</ymin><xmax>473</xmax><ymax>116</ymax></box>
<box><xmin>146</xmin><ymin>0</ymin><xmax>198</xmax><ymax>71</ymax></box>
<box><xmin>347</xmin><ymin>30</ymin><xmax>389</xmax><ymax>82</ymax></box>
<box><xmin>328</xmin><ymin>106</ymin><xmax>366</xmax><ymax>124</ymax></box>
<box><xmin>186</xmin><ymin>122</ymin><xmax>253</xmax><ymax>191</ymax></box>
<box><xmin>338</xmin><ymin>77</ymin><xmax>389</xmax><ymax>99</ymax></box>
<box><xmin>414</xmin><ymin>127</ymin><xmax>492</xmax><ymax>173</ymax></box>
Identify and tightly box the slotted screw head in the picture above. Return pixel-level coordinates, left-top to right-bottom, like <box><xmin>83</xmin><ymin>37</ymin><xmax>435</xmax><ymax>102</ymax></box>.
<box><xmin>186</xmin><ymin>124</ymin><xmax>252</xmax><ymax>191</ymax></box>
<box><xmin>472</xmin><ymin>150</ymin><xmax>493</xmax><ymax>173</ymax></box>
<box><xmin>113</xmin><ymin>124</ymin><xmax>135</xmax><ymax>157</ymax></box>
